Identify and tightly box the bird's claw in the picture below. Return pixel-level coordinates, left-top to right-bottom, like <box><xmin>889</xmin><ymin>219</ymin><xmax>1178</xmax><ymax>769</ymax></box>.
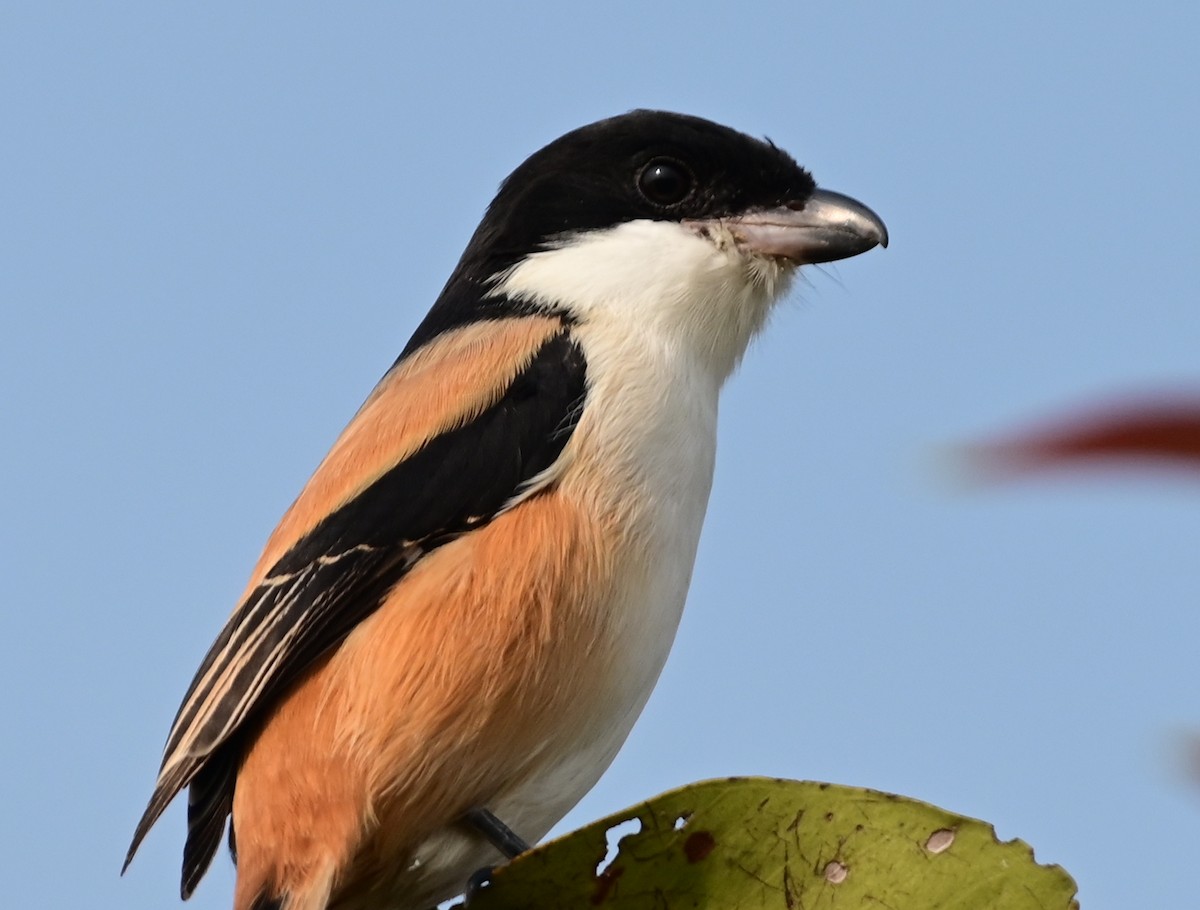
<box><xmin>463</xmin><ymin>865</ymin><xmax>495</xmax><ymax>905</ymax></box>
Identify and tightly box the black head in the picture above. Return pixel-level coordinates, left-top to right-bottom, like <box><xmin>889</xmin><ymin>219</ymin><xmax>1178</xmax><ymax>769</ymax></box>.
<box><xmin>458</xmin><ymin>110</ymin><xmax>817</xmax><ymax>278</ymax></box>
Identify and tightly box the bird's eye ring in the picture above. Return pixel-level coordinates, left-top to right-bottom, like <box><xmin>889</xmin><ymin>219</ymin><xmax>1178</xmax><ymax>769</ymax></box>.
<box><xmin>637</xmin><ymin>158</ymin><xmax>694</xmax><ymax>206</ymax></box>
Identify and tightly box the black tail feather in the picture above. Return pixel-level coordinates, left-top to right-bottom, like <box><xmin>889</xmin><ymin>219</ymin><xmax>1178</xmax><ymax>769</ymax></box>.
<box><xmin>181</xmin><ymin>753</ymin><xmax>236</xmax><ymax>899</ymax></box>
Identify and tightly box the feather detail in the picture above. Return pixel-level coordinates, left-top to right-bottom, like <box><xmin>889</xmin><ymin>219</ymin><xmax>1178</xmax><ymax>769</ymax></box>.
<box><xmin>249</xmin><ymin>314</ymin><xmax>566</xmax><ymax>583</ymax></box>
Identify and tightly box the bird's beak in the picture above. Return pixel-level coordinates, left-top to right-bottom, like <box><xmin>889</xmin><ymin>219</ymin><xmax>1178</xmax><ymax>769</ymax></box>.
<box><xmin>693</xmin><ymin>189</ymin><xmax>888</xmax><ymax>264</ymax></box>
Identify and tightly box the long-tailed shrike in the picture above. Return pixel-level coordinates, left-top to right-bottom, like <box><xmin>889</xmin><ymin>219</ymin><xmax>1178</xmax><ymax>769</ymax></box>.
<box><xmin>124</xmin><ymin>109</ymin><xmax>887</xmax><ymax>910</ymax></box>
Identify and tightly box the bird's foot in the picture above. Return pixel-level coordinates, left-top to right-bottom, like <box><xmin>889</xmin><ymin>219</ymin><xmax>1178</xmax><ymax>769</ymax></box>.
<box><xmin>463</xmin><ymin>865</ymin><xmax>495</xmax><ymax>905</ymax></box>
<box><xmin>463</xmin><ymin>807</ymin><xmax>530</xmax><ymax>859</ymax></box>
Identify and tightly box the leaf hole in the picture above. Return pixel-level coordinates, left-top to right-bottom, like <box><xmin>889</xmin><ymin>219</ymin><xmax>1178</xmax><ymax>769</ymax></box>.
<box><xmin>925</xmin><ymin>828</ymin><xmax>956</xmax><ymax>854</ymax></box>
<box><xmin>674</xmin><ymin>811</ymin><xmax>692</xmax><ymax>831</ymax></box>
<box><xmin>596</xmin><ymin>817</ymin><xmax>642</xmax><ymax>878</ymax></box>
<box><xmin>823</xmin><ymin>859</ymin><xmax>849</xmax><ymax>884</ymax></box>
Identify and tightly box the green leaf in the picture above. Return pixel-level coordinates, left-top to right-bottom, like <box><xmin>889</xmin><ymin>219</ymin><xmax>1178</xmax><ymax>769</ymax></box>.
<box><xmin>472</xmin><ymin>777</ymin><xmax>1078</xmax><ymax>909</ymax></box>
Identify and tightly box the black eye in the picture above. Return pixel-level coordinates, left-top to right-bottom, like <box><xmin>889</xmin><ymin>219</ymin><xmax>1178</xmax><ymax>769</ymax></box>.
<box><xmin>637</xmin><ymin>158</ymin><xmax>693</xmax><ymax>205</ymax></box>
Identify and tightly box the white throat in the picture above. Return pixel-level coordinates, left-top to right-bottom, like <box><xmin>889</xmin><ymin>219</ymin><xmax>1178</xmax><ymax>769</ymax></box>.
<box><xmin>491</xmin><ymin>219</ymin><xmax>795</xmax><ymax>384</ymax></box>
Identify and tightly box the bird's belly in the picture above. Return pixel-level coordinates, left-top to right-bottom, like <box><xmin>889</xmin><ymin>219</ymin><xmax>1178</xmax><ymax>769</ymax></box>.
<box><xmin>360</xmin><ymin>451</ymin><xmax>714</xmax><ymax>909</ymax></box>
<box><xmin>328</xmin><ymin>549</ymin><xmax>703</xmax><ymax>909</ymax></box>
<box><xmin>496</xmin><ymin>520</ymin><xmax>706</xmax><ymax>832</ymax></box>
<box><xmin>391</xmin><ymin>531</ymin><xmax>702</xmax><ymax>905</ymax></box>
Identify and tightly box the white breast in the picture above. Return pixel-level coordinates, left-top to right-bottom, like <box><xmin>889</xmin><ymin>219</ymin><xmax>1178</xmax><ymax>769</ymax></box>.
<box><xmin>502</xmin><ymin>320</ymin><xmax>724</xmax><ymax>823</ymax></box>
<box><xmin>486</xmin><ymin>218</ymin><xmax>793</xmax><ymax>829</ymax></box>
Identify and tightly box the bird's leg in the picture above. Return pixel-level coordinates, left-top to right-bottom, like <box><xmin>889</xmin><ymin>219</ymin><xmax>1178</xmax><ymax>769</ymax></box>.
<box><xmin>461</xmin><ymin>807</ymin><xmax>530</xmax><ymax>903</ymax></box>
<box><xmin>463</xmin><ymin>807</ymin><xmax>530</xmax><ymax>859</ymax></box>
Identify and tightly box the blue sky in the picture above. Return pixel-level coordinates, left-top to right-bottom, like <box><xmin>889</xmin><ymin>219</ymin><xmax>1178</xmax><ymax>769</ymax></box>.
<box><xmin>3</xmin><ymin>3</ymin><xmax>1198</xmax><ymax>908</ymax></box>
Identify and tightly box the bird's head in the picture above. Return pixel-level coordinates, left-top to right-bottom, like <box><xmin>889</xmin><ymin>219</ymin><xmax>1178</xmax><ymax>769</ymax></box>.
<box><xmin>474</xmin><ymin>110</ymin><xmax>885</xmax><ymax>268</ymax></box>
<box><xmin>422</xmin><ymin>111</ymin><xmax>886</xmax><ymax>376</ymax></box>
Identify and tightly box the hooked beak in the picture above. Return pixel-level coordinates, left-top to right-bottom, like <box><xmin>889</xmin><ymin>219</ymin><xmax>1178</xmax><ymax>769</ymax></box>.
<box><xmin>691</xmin><ymin>189</ymin><xmax>888</xmax><ymax>264</ymax></box>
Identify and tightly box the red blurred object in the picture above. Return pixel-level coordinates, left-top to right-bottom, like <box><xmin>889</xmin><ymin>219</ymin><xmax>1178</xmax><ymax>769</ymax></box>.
<box><xmin>970</xmin><ymin>393</ymin><xmax>1200</xmax><ymax>480</ymax></box>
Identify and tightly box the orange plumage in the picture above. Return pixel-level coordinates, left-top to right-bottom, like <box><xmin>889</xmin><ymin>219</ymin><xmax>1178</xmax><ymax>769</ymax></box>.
<box><xmin>232</xmin><ymin>487</ymin><xmax>612</xmax><ymax>909</ymax></box>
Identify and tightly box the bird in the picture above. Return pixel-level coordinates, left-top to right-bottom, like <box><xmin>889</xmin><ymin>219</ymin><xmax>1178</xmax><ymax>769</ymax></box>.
<box><xmin>123</xmin><ymin>109</ymin><xmax>887</xmax><ymax>910</ymax></box>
